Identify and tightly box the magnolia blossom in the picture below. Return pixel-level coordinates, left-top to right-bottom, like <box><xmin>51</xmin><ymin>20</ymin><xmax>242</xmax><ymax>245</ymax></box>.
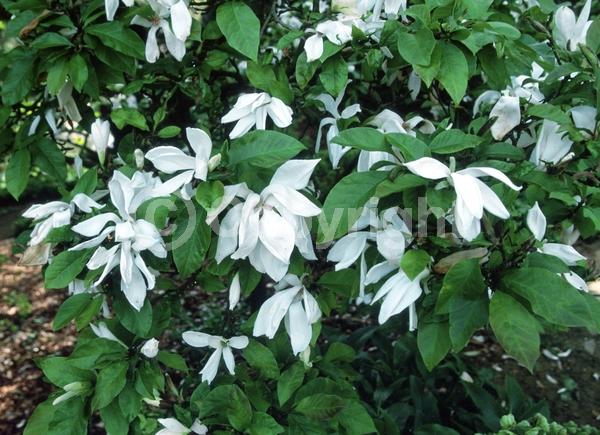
<box><xmin>474</xmin><ymin>63</ymin><xmax>545</xmax><ymax>140</ymax></box>
<box><xmin>530</xmin><ymin>106</ymin><xmax>597</xmax><ymax>167</ymax></box>
<box><xmin>253</xmin><ymin>274</ymin><xmax>321</xmax><ymax>355</ymax></box>
<box><xmin>228</xmin><ymin>272</ymin><xmax>241</xmax><ymax>310</ymax></box>
<box><xmin>333</xmin><ymin>0</ymin><xmax>405</xmax><ymax>17</ymax></box>
<box><xmin>554</xmin><ymin>0</ymin><xmax>592</xmax><ymax>51</ymax></box>
<box><xmin>141</xmin><ymin>338</ymin><xmax>160</xmax><ymax>358</ymax></box>
<box><xmin>57</xmin><ymin>82</ymin><xmax>81</xmax><ymax>122</ymax></box>
<box><xmin>90</xmin><ymin>322</ymin><xmax>127</xmax><ymax>347</ymax></box>
<box><xmin>314</xmin><ymin>82</ymin><xmax>361</xmax><ymax>168</ymax></box>
<box><xmin>52</xmin><ymin>381</ymin><xmax>90</xmax><ymax>406</ymax></box>
<box><xmin>146</xmin><ymin>128</ymin><xmax>214</xmax><ymax>199</ymax></box>
<box><xmin>221</xmin><ymin>92</ymin><xmax>293</xmax><ymax>139</ymax></box>
<box><xmin>132</xmin><ymin>0</ymin><xmax>192</xmax><ymax>63</ymax></box>
<box><xmin>182</xmin><ymin>331</ymin><xmax>248</xmax><ymax>384</ymax></box>
<box><xmin>90</xmin><ymin>119</ymin><xmax>114</xmax><ymax>165</ymax></box>
<box><xmin>213</xmin><ymin>160</ymin><xmax>321</xmax><ymax>281</ymax></box>
<box><xmin>327</xmin><ymin>206</ymin><xmax>409</xmax><ymax>303</ymax></box>
<box><xmin>405</xmin><ymin>158</ymin><xmax>522</xmax><ymax>241</ymax></box>
<box><xmin>527</xmin><ymin>202</ymin><xmax>587</xmax><ymax>267</ymax></box>
<box><xmin>105</xmin><ymin>0</ymin><xmax>133</xmax><ymax>21</ymax></box>
<box><xmin>23</xmin><ymin>194</ymin><xmax>103</xmax><ymax>246</ymax></box>
<box><xmin>304</xmin><ymin>16</ymin><xmax>363</xmax><ymax>62</ymax></box>
<box><xmin>157</xmin><ymin>418</ymin><xmax>208</xmax><ymax>435</ymax></box>
<box><xmin>358</xmin><ymin>109</ymin><xmax>435</xmax><ymax>171</ymax></box>
<box><xmin>70</xmin><ymin>171</ymin><xmax>168</xmax><ymax>310</ymax></box>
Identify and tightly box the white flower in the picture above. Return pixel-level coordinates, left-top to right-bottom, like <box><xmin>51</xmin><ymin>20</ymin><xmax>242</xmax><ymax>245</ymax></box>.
<box><xmin>182</xmin><ymin>331</ymin><xmax>248</xmax><ymax>384</ymax></box>
<box><xmin>570</xmin><ymin>105</ymin><xmax>597</xmax><ymax>138</ymax></box>
<box><xmin>327</xmin><ymin>206</ymin><xmax>409</xmax><ymax>303</ymax></box>
<box><xmin>526</xmin><ymin>202</ymin><xmax>587</xmax><ymax>267</ymax></box>
<box><xmin>554</xmin><ymin>0</ymin><xmax>592</xmax><ymax>51</ymax></box>
<box><xmin>221</xmin><ymin>92</ymin><xmax>293</xmax><ymax>139</ymax></box>
<box><xmin>304</xmin><ymin>18</ymin><xmax>357</xmax><ymax>62</ymax></box>
<box><xmin>69</xmin><ymin>171</ymin><xmax>168</xmax><ymax>310</ymax></box>
<box><xmin>90</xmin><ymin>119</ymin><xmax>114</xmax><ymax>165</ymax></box>
<box><xmin>52</xmin><ymin>381</ymin><xmax>90</xmax><ymax>406</ymax></box>
<box><xmin>562</xmin><ymin>271</ymin><xmax>589</xmax><ymax>292</ymax></box>
<box><xmin>131</xmin><ymin>0</ymin><xmax>192</xmax><ymax>63</ymax></box>
<box><xmin>157</xmin><ymin>418</ymin><xmax>208</xmax><ymax>435</ymax></box>
<box><xmin>145</xmin><ymin>128</ymin><xmax>213</xmax><ymax>199</ymax></box>
<box><xmin>358</xmin><ymin>109</ymin><xmax>434</xmax><ymax>171</ymax></box>
<box><xmin>474</xmin><ymin>63</ymin><xmax>545</xmax><ymax>140</ymax></box>
<box><xmin>23</xmin><ymin>194</ymin><xmax>104</xmax><ymax>246</ymax></box>
<box><xmin>253</xmin><ymin>274</ymin><xmax>321</xmax><ymax>355</ymax></box>
<box><xmin>141</xmin><ymin>338</ymin><xmax>160</xmax><ymax>358</ymax></box>
<box><xmin>229</xmin><ymin>272</ymin><xmax>241</xmax><ymax>310</ymax></box>
<box><xmin>214</xmin><ymin>160</ymin><xmax>321</xmax><ymax>281</ymax></box>
<box><xmin>104</xmin><ymin>0</ymin><xmax>133</xmax><ymax>21</ymax></box>
<box><xmin>405</xmin><ymin>158</ymin><xmax>522</xmax><ymax>241</ymax></box>
<box><xmin>314</xmin><ymin>82</ymin><xmax>361</xmax><ymax>168</ymax></box>
<box><xmin>91</xmin><ymin>322</ymin><xmax>127</xmax><ymax>347</ymax></box>
<box><xmin>57</xmin><ymin>82</ymin><xmax>81</xmax><ymax>122</ymax></box>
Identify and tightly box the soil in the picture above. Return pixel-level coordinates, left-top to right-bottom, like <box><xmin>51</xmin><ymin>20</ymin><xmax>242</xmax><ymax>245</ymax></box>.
<box><xmin>0</xmin><ymin>237</ymin><xmax>598</xmax><ymax>433</ymax></box>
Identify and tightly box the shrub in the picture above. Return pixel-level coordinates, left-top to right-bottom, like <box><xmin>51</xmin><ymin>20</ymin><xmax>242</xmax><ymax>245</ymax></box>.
<box><xmin>0</xmin><ymin>0</ymin><xmax>598</xmax><ymax>433</ymax></box>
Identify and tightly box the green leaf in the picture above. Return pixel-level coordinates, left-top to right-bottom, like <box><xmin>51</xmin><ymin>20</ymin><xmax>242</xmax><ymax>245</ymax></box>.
<box><xmin>86</xmin><ymin>22</ymin><xmax>145</xmax><ymax>59</ymax></box>
<box><xmin>172</xmin><ymin>203</ymin><xmax>211</xmax><ymax>278</ymax></box>
<box><xmin>400</xmin><ymin>249</ymin><xmax>431</xmax><ymax>280</ymax></box>
<box><xmin>375</xmin><ymin>174</ymin><xmax>428</xmax><ymax>198</ymax></box>
<box><xmin>527</xmin><ymin>103</ymin><xmax>571</xmax><ymax>125</ymax></box>
<box><xmin>157</xmin><ymin>351</ymin><xmax>189</xmax><ymax>372</ymax></box>
<box><xmin>430</xmin><ymin>129</ymin><xmax>481</xmax><ymax>154</ymax></box>
<box><xmin>324</xmin><ymin>342</ymin><xmax>356</xmax><ymax>363</ymax></box>
<box><xmin>53</xmin><ymin>293</ymin><xmax>93</xmax><ymax>330</ymax></box>
<box><xmin>111</xmin><ymin>108</ymin><xmax>149</xmax><ymax>131</ymax></box>
<box><xmin>386</xmin><ymin>133</ymin><xmax>430</xmax><ymax>160</ymax></box>
<box><xmin>587</xmin><ymin>17</ymin><xmax>600</xmax><ymax>53</ymax></box>
<box><xmin>319</xmin><ymin>54</ymin><xmax>348</xmax><ymax>96</ymax></box>
<box><xmin>1</xmin><ymin>53</ymin><xmax>35</xmax><ymax>105</ymax></box>
<box><xmin>228</xmin><ymin>130</ymin><xmax>304</xmax><ymax>168</ymax></box>
<box><xmin>6</xmin><ymin>148</ymin><xmax>31</xmax><ymax>200</ymax></box>
<box><xmin>195</xmin><ymin>180</ymin><xmax>225</xmax><ymax>212</ymax></box>
<box><xmin>436</xmin><ymin>42</ymin><xmax>468</xmax><ymax>105</ymax></box>
<box><xmin>68</xmin><ymin>54</ymin><xmax>88</xmax><ymax>92</ymax></box>
<box><xmin>45</xmin><ymin>249</ymin><xmax>93</xmax><ymax>289</ymax></box>
<box><xmin>157</xmin><ymin>126</ymin><xmax>181</xmax><ymax>138</ymax></box>
<box><xmin>72</xmin><ymin>168</ymin><xmax>98</xmax><ymax>196</ymax></box>
<box><xmin>417</xmin><ymin>320</ymin><xmax>451</xmax><ymax>371</ymax></box>
<box><xmin>502</xmin><ymin>268</ymin><xmax>597</xmax><ymax>330</ymax></box>
<box><xmin>413</xmin><ymin>44</ymin><xmax>442</xmax><ymax>87</ymax></box>
<box><xmin>448</xmin><ymin>295</ymin><xmax>488</xmax><ymax>352</ymax></box>
<box><xmin>92</xmin><ymin>360</ymin><xmax>129</xmax><ymax>410</ymax></box>
<box><xmin>332</xmin><ymin>128</ymin><xmax>389</xmax><ymax>152</ymax></box>
<box><xmin>99</xmin><ymin>401</ymin><xmax>129</xmax><ymax>435</ymax></box>
<box><xmin>489</xmin><ymin>292</ymin><xmax>539</xmax><ymax>372</ymax></box>
<box><xmin>436</xmin><ymin>258</ymin><xmax>486</xmax><ymax>313</ymax></box>
<box><xmin>34</xmin><ymin>139</ymin><xmax>67</xmax><ymax>181</ymax></box>
<box><xmin>47</xmin><ymin>58</ymin><xmax>69</xmax><ymax>95</ymax></box>
<box><xmin>248</xmin><ymin>412</ymin><xmax>284</xmax><ymax>435</ymax></box>
<box><xmin>24</xmin><ymin>399</ymin><xmax>55</xmax><ymax>435</ymax></box>
<box><xmin>114</xmin><ymin>294</ymin><xmax>153</xmax><ymax>337</ymax></box>
<box><xmin>294</xmin><ymin>394</ymin><xmax>345</xmax><ymax>420</ymax></box>
<box><xmin>216</xmin><ymin>1</ymin><xmax>260</xmax><ymax>61</ymax></box>
<box><xmin>396</xmin><ymin>27</ymin><xmax>436</xmax><ymax>66</ymax></box>
<box><xmin>198</xmin><ymin>385</ymin><xmax>252</xmax><ymax>431</ymax></box>
<box><xmin>243</xmin><ymin>340</ymin><xmax>280</xmax><ymax>379</ymax></box>
<box><xmin>75</xmin><ymin>295</ymin><xmax>104</xmax><ymax>330</ymax></box>
<box><xmin>31</xmin><ymin>32</ymin><xmax>73</xmax><ymax>49</ymax></box>
<box><xmin>295</xmin><ymin>51</ymin><xmax>319</xmax><ymax>88</ymax></box>
<box><xmin>338</xmin><ymin>401</ymin><xmax>377</xmax><ymax>435</ymax></box>
<box><xmin>39</xmin><ymin>356</ymin><xmax>94</xmax><ymax>387</ymax></box>
<box><xmin>277</xmin><ymin>362</ymin><xmax>305</xmax><ymax>406</ymax></box>
<box><xmin>317</xmin><ymin>171</ymin><xmax>389</xmax><ymax>243</ymax></box>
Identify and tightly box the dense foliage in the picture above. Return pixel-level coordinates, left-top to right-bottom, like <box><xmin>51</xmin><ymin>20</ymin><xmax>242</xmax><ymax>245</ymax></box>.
<box><xmin>0</xmin><ymin>0</ymin><xmax>599</xmax><ymax>433</ymax></box>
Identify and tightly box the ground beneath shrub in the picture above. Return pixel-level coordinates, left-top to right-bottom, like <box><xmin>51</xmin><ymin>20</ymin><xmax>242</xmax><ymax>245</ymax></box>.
<box><xmin>0</xmin><ymin>238</ymin><xmax>598</xmax><ymax>432</ymax></box>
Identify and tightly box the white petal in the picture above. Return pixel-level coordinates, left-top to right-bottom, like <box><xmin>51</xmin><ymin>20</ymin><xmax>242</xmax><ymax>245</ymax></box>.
<box><xmin>72</xmin><ymin>213</ymin><xmax>120</xmax><ymax>237</ymax></box>
<box><xmin>454</xmin><ymin>197</ymin><xmax>481</xmax><ymax>242</ymax></box>
<box><xmin>69</xmin><ymin>226</ymin><xmax>115</xmax><ymax>251</ymax></box>
<box><xmin>253</xmin><ymin>286</ymin><xmax>300</xmax><ymax>339</ymax></box>
<box><xmin>304</xmin><ymin>34</ymin><xmax>324</xmax><ymax>62</ymax></box>
<box><xmin>232</xmin><ymin>194</ymin><xmax>261</xmax><ymax>259</ymax></box>
<box><xmin>182</xmin><ymin>331</ymin><xmax>221</xmax><ymax>348</ymax></box>
<box><xmin>216</xmin><ymin>204</ymin><xmax>243</xmax><ymax>263</ymax></box>
<box><xmin>376</xmin><ymin>227</ymin><xmax>405</xmax><ymax>262</ymax></box>
<box><xmin>140</xmin><ymin>338</ymin><xmax>159</xmax><ymax>358</ymax></box>
<box><xmin>284</xmin><ymin>301</ymin><xmax>312</xmax><ymax>355</ymax></box>
<box><xmin>258</xmin><ymin>209</ymin><xmax>296</xmax><ymax>264</ymax></box>
<box><xmin>527</xmin><ymin>202</ymin><xmax>547</xmax><ymax>241</ymax></box>
<box><xmin>170</xmin><ymin>0</ymin><xmax>192</xmax><ymax>41</ymax></box>
<box><xmin>327</xmin><ymin>232</ymin><xmax>369</xmax><ymax>270</ymax></box>
<box><xmin>145</xmin><ymin>146</ymin><xmax>196</xmax><ymax>173</ymax></box>
<box><xmin>562</xmin><ymin>272</ymin><xmax>589</xmax><ymax>292</ymax></box>
<box><xmin>404</xmin><ymin>157</ymin><xmax>451</xmax><ymax>180</ymax></box>
<box><xmin>451</xmin><ymin>173</ymin><xmax>483</xmax><ymax>220</ymax></box>
<box><xmin>490</xmin><ymin>96</ymin><xmax>521</xmax><ymax>140</ymax></box>
<box><xmin>120</xmin><ymin>262</ymin><xmax>148</xmax><ymax>310</ymax></box>
<box><xmin>105</xmin><ymin>0</ymin><xmax>119</xmax><ymax>20</ymax></box>
<box><xmin>145</xmin><ymin>26</ymin><xmax>160</xmax><ymax>63</ymax></box>
<box><xmin>200</xmin><ymin>348</ymin><xmax>222</xmax><ymax>384</ymax></box>
<box><xmin>228</xmin><ymin>335</ymin><xmax>249</xmax><ymax>349</ymax></box>
<box><xmin>364</xmin><ymin>261</ymin><xmax>397</xmax><ymax>286</ymax></box>
<box><xmin>377</xmin><ymin>272</ymin><xmax>422</xmax><ymax>324</ymax></box>
<box><xmin>186</xmin><ymin>127</ymin><xmax>212</xmax><ymax>163</ymax></box>
<box><xmin>158</xmin><ymin>418</ymin><xmax>189</xmax><ymax>432</ymax></box>
<box><xmin>271</xmin><ymin>159</ymin><xmax>320</xmax><ymax>190</ymax></box>
<box><xmin>473</xmin><ymin>90</ymin><xmax>501</xmax><ymax>115</ymax></box>
<box><xmin>222</xmin><ymin>346</ymin><xmax>236</xmax><ymax>374</ymax></box>
<box><xmin>161</xmin><ymin>21</ymin><xmax>186</xmax><ymax>61</ymax></box>
<box><xmin>341</xmin><ymin>104</ymin><xmax>361</xmax><ymax>119</ymax></box>
<box><xmin>255</xmin><ymin>244</ymin><xmax>289</xmax><ymax>281</ymax></box>
<box><xmin>473</xmin><ymin>178</ymin><xmax>510</xmax><ymax>220</ymax></box>
<box><xmin>265</xmin><ymin>184</ymin><xmax>321</xmax><ymax>217</ymax></box>
<box><xmin>540</xmin><ymin>243</ymin><xmax>587</xmax><ymax>266</ymax></box>
<box><xmin>456</xmin><ymin>167</ymin><xmax>522</xmax><ymax>191</ymax></box>
<box><xmin>71</xmin><ymin>193</ymin><xmax>104</xmax><ymax>213</ymax></box>
<box><xmin>267</xmin><ymin>98</ymin><xmax>293</xmax><ymax>128</ymax></box>
<box><xmin>228</xmin><ymin>114</ymin><xmax>256</xmax><ymax>139</ymax></box>
<box><xmin>229</xmin><ymin>272</ymin><xmax>241</xmax><ymax>310</ymax></box>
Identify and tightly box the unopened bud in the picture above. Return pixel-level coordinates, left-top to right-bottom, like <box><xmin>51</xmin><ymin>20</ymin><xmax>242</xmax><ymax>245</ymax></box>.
<box><xmin>134</xmin><ymin>148</ymin><xmax>145</xmax><ymax>169</ymax></box>
<box><xmin>208</xmin><ymin>153</ymin><xmax>222</xmax><ymax>171</ymax></box>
